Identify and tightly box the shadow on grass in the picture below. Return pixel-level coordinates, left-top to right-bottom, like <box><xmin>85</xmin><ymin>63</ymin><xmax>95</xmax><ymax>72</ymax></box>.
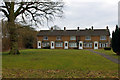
<box><xmin>2</xmin><ymin>52</ymin><xmax>9</xmax><ymax>55</ymax></box>
<box><xmin>111</xmin><ymin>54</ymin><xmax>119</xmax><ymax>57</ymax></box>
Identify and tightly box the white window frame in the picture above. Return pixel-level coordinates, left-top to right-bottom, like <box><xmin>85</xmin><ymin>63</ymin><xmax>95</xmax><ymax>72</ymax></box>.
<box><xmin>42</xmin><ymin>42</ymin><xmax>50</xmax><ymax>47</ymax></box>
<box><xmin>85</xmin><ymin>36</ymin><xmax>91</xmax><ymax>40</ymax></box>
<box><xmin>69</xmin><ymin>42</ymin><xmax>77</xmax><ymax>47</ymax></box>
<box><xmin>102</xmin><ymin>44</ymin><xmax>105</xmax><ymax>47</ymax></box>
<box><xmin>55</xmin><ymin>42</ymin><xmax>63</xmax><ymax>47</ymax></box>
<box><xmin>100</xmin><ymin>36</ymin><xmax>106</xmax><ymax>40</ymax></box>
<box><xmin>106</xmin><ymin>43</ymin><xmax>108</xmax><ymax>47</ymax></box>
<box><xmin>84</xmin><ymin>42</ymin><xmax>92</xmax><ymax>48</ymax></box>
<box><xmin>99</xmin><ymin>43</ymin><xmax>108</xmax><ymax>48</ymax></box>
<box><xmin>70</xmin><ymin>36</ymin><xmax>76</xmax><ymax>40</ymax></box>
<box><xmin>43</xmin><ymin>36</ymin><xmax>48</xmax><ymax>40</ymax></box>
<box><xmin>90</xmin><ymin>43</ymin><xmax>92</xmax><ymax>48</ymax></box>
<box><xmin>99</xmin><ymin>43</ymin><xmax>101</xmax><ymax>47</ymax></box>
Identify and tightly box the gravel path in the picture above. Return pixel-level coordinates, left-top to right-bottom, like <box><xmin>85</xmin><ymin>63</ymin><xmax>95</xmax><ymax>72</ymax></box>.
<box><xmin>87</xmin><ymin>49</ymin><xmax>120</xmax><ymax>64</ymax></box>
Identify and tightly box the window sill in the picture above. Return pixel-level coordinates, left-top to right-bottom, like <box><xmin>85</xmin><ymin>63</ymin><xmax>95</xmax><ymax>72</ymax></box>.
<box><xmin>69</xmin><ymin>46</ymin><xmax>77</xmax><ymax>47</ymax></box>
<box><xmin>56</xmin><ymin>46</ymin><xmax>63</xmax><ymax>47</ymax></box>
<box><xmin>70</xmin><ymin>38</ymin><xmax>76</xmax><ymax>40</ymax></box>
<box><xmin>85</xmin><ymin>39</ymin><xmax>91</xmax><ymax>40</ymax></box>
<box><xmin>100</xmin><ymin>39</ymin><xmax>106</xmax><ymax>40</ymax></box>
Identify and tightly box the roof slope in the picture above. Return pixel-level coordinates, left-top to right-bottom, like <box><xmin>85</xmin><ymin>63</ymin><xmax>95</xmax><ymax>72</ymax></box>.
<box><xmin>37</xmin><ymin>29</ymin><xmax>110</xmax><ymax>36</ymax></box>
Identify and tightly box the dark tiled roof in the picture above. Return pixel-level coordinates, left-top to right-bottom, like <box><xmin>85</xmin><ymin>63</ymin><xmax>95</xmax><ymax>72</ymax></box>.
<box><xmin>37</xmin><ymin>29</ymin><xmax>110</xmax><ymax>36</ymax></box>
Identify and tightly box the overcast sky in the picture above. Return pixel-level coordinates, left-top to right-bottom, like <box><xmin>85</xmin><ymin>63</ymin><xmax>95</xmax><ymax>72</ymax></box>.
<box><xmin>0</xmin><ymin>0</ymin><xmax>119</xmax><ymax>37</ymax></box>
<box><xmin>39</xmin><ymin>0</ymin><xmax>119</xmax><ymax>37</ymax></box>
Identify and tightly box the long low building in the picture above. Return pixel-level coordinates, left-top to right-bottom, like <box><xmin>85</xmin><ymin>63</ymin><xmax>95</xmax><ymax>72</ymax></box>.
<box><xmin>37</xmin><ymin>26</ymin><xmax>110</xmax><ymax>49</ymax></box>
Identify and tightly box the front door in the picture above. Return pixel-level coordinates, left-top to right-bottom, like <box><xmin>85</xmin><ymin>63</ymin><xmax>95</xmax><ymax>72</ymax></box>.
<box><xmin>94</xmin><ymin>41</ymin><xmax>98</xmax><ymax>49</ymax></box>
<box><xmin>51</xmin><ymin>41</ymin><xmax>54</xmax><ymax>49</ymax></box>
<box><xmin>37</xmin><ymin>41</ymin><xmax>41</xmax><ymax>49</ymax></box>
<box><xmin>79</xmin><ymin>41</ymin><xmax>83</xmax><ymax>49</ymax></box>
<box><xmin>64</xmin><ymin>41</ymin><xmax>68</xmax><ymax>49</ymax></box>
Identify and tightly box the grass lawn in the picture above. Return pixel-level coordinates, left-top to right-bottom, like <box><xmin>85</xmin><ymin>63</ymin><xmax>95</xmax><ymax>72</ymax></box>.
<box><xmin>2</xmin><ymin>49</ymin><xmax>118</xmax><ymax>78</ymax></box>
<box><xmin>94</xmin><ymin>49</ymin><xmax>120</xmax><ymax>60</ymax></box>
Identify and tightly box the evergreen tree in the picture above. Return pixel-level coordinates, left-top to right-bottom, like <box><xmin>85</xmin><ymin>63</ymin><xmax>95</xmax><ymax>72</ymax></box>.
<box><xmin>112</xmin><ymin>25</ymin><xmax>120</xmax><ymax>55</ymax></box>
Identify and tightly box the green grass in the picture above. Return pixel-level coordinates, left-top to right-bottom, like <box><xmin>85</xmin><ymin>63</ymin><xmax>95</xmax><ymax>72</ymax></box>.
<box><xmin>2</xmin><ymin>49</ymin><xmax>118</xmax><ymax>78</ymax></box>
<box><xmin>94</xmin><ymin>49</ymin><xmax>120</xmax><ymax>60</ymax></box>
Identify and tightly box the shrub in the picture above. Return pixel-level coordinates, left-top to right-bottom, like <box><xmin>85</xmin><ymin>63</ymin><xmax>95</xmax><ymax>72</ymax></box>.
<box><xmin>43</xmin><ymin>46</ymin><xmax>50</xmax><ymax>49</ymax></box>
<box><xmin>73</xmin><ymin>47</ymin><xmax>78</xmax><ymax>49</ymax></box>
<box><xmin>104</xmin><ymin>47</ymin><xmax>111</xmax><ymax>50</ymax></box>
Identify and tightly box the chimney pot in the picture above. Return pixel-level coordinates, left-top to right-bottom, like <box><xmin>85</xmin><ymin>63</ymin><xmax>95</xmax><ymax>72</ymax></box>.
<box><xmin>91</xmin><ymin>26</ymin><xmax>93</xmax><ymax>30</ymax></box>
<box><xmin>64</xmin><ymin>27</ymin><xmax>66</xmax><ymax>31</ymax></box>
<box><xmin>106</xmin><ymin>26</ymin><xmax>108</xmax><ymax>29</ymax></box>
<box><xmin>77</xmin><ymin>27</ymin><xmax>79</xmax><ymax>30</ymax></box>
<box><xmin>51</xmin><ymin>27</ymin><xmax>53</xmax><ymax>31</ymax></box>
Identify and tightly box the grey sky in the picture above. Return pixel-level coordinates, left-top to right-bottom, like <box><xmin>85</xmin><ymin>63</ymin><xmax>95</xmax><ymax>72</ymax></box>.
<box><xmin>39</xmin><ymin>0</ymin><xmax>119</xmax><ymax>37</ymax></box>
<box><xmin>0</xmin><ymin>0</ymin><xmax>119</xmax><ymax>37</ymax></box>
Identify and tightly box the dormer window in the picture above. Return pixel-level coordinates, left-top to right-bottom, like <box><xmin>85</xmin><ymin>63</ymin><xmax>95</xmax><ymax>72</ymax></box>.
<box><xmin>43</xmin><ymin>36</ymin><xmax>48</xmax><ymax>40</ymax></box>
<box><xmin>70</xmin><ymin>36</ymin><xmax>76</xmax><ymax>40</ymax></box>
<box><xmin>56</xmin><ymin>36</ymin><xmax>61</xmax><ymax>40</ymax></box>
<box><xmin>100</xmin><ymin>36</ymin><xmax>106</xmax><ymax>40</ymax></box>
<box><xmin>85</xmin><ymin>36</ymin><xmax>91</xmax><ymax>40</ymax></box>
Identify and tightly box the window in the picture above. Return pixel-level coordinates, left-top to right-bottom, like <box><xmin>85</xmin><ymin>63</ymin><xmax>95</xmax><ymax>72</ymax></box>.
<box><xmin>56</xmin><ymin>36</ymin><xmax>61</xmax><ymax>40</ymax></box>
<box><xmin>70</xmin><ymin>36</ymin><xmax>76</xmax><ymax>40</ymax></box>
<box><xmin>84</xmin><ymin>43</ymin><xmax>92</xmax><ymax>48</ymax></box>
<box><xmin>100</xmin><ymin>36</ymin><xmax>106</xmax><ymax>40</ymax></box>
<box><xmin>42</xmin><ymin>42</ymin><xmax>50</xmax><ymax>47</ymax></box>
<box><xmin>90</xmin><ymin>43</ymin><xmax>92</xmax><ymax>47</ymax></box>
<box><xmin>99</xmin><ymin>43</ymin><xmax>101</xmax><ymax>47</ymax></box>
<box><xmin>56</xmin><ymin>42</ymin><xmax>63</xmax><ymax>47</ymax></box>
<box><xmin>69</xmin><ymin>42</ymin><xmax>77</xmax><ymax>47</ymax></box>
<box><xmin>99</xmin><ymin>43</ymin><xmax>108</xmax><ymax>48</ymax></box>
<box><xmin>43</xmin><ymin>36</ymin><xmax>48</xmax><ymax>40</ymax></box>
<box><xmin>85</xmin><ymin>36</ymin><xmax>91</xmax><ymax>40</ymax></box>
<box><xmin>106</xmin><ymin>43</ymin><xmax>108</xmax><ymax>47</ymax></box>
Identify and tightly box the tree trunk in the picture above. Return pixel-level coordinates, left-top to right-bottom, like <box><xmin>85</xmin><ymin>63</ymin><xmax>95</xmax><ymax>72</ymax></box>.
<box><xmin>8</xmin><ymin>2</ymin><xmax>20</xmax><ymax>55</ymax></box>
<box><xmin>8</xmin><ymin>22</ymin><xmax>20</xmax><ymax>55</ymax></box>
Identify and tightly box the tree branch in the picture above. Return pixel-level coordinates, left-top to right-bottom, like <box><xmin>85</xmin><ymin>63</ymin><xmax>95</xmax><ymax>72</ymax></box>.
<box><xmin>0</xmin><ymin>9</ymin><xmax>9</xmax><ymax>18</ymax></box>
<box><xmin>1</xmin><ymin>1</ymin><xmax>64</xmax><ymax>27</ymax></box>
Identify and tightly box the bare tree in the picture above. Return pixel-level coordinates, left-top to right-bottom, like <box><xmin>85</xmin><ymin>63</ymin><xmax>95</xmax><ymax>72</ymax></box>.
<box><xmin>0</xmin><ymin>0</ymin><xmax>64</xmax><ymax>54</ymax></box>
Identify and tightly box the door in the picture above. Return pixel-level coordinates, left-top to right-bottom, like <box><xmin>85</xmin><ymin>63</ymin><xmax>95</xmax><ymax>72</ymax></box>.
<box><xmin>79</xmin><ymin>41</ymin><xmax>83</xmax><ymax>49</ymax></box>
<box><xmin>37</xmin><ymin>41</ymin><xmax>41</xmax><ymax>49</ymax></box>
<box><xmin>94</xmin><ymin>41</ymin><xmax>98</xmax><ymax>49</ymax></box>
<box><xmin>64</xmin><ymin>41</ymin><xmax>68</xmax><ymax>49</ymax></box>
<box><xmin>51</xmin><ymin>41</ymin><xmax>54</xmax><ymax>49</ymax></box>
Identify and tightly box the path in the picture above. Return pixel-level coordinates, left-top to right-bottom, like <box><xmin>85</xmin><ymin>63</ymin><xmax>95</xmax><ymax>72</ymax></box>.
<box><xmin>87</xmin><ymin>49</ymin><xmax>120</xmax><ymax>64</ymax></box>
